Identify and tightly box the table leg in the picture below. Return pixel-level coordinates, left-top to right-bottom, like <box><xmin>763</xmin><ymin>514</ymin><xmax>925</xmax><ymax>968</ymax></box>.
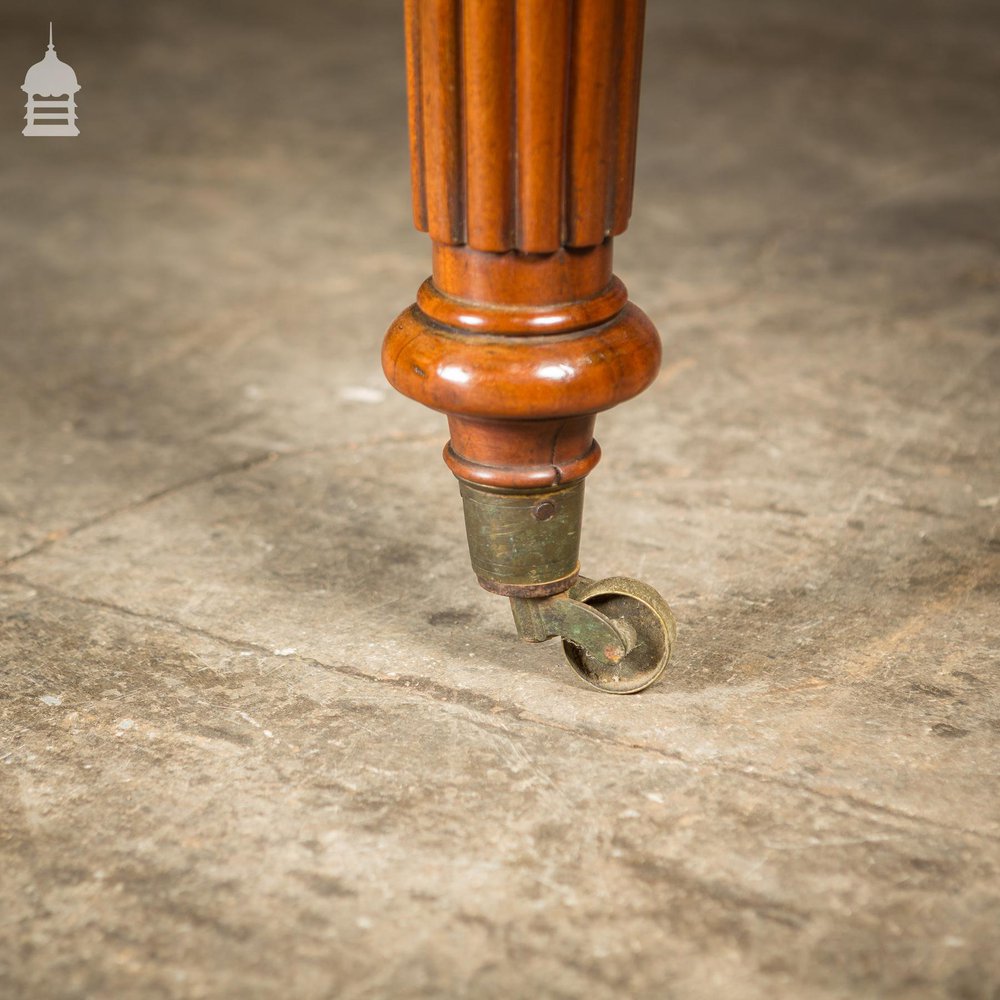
<box><xmin>383</xmin><ymin>0</ymin><xmax>675</xmax><ymax>692</ymax></box>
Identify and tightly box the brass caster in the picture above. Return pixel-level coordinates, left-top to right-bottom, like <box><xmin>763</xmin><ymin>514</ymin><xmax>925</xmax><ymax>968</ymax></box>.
<box><xmin>510</xmin><ymin>576</ymin><xmax>677</xmax><ymax>694</ymax></box>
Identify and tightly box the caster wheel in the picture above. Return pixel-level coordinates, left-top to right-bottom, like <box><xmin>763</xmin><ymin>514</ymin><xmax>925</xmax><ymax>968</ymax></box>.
<box><xmin>562</xmin><ymin>576</ymin><xmax>677</xmax><ymax>694</ymax></box>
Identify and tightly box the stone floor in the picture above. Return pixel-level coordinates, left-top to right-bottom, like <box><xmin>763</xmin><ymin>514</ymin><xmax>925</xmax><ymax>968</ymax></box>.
<box><xmin>1</xmin><ymin>1</ymin><xmax>998</xmax><ymax>997</ymax></box>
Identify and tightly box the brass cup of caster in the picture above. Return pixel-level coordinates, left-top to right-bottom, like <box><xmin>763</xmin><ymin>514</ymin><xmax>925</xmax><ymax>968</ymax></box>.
<box><xmin>510</xmin><ymin>575</ymin><xmax>677</xmax><ymax>694</ymax></box>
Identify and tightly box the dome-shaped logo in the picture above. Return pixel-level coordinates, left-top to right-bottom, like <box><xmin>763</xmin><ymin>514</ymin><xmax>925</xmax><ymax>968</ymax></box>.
<box><xmin>22</xmin><ymin>23</ymin><xmax>80</xmax><ymax>137</ymax></box>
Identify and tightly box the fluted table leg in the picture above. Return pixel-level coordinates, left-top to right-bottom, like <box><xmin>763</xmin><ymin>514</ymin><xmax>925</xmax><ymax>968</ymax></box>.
<box><xmin>383</xmin><ymin>0</ymin><xmax>675</xmax><ymax>692</ymax></box>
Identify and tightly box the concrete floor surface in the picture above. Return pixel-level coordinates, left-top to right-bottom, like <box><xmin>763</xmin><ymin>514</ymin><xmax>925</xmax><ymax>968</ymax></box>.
<box><xmin>1</xmin><ymin>1</ymin><xmax>998</xmax><ymax>997</ymax></box>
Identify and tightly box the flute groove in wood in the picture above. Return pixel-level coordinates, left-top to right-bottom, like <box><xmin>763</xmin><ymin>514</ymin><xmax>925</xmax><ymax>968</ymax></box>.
<box><xmin>406</xmin><ymin>0</ymin><xmax>645</xmax><ymax>254</ymax></box>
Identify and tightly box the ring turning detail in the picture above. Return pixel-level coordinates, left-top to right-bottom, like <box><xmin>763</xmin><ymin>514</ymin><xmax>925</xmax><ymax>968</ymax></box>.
<box><xmin>382</xmin><ymin>0</ymin><xmax>676</xmax><ymax>692</ymax></box>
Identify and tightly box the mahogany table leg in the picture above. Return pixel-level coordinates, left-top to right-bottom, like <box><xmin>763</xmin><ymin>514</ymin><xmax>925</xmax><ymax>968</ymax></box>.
<box><xmin>383</xmin><ymin>0</ymin><xmax>675</xmax><ymax>692</ymax></box>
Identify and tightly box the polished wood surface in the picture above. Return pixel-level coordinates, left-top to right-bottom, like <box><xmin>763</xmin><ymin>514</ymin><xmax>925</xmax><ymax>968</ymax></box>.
<box><xmin>385</xmin><ymin>304</ymin><xmax>659</xmax><ymax>422</ymax></box>
<box><xmin>403</xmin><ymin>0</ymin><xmax>646</xmax><ymax>252</ymax></box>
<box><xmin>385</xmin><ymin>0</ymin><xmax>658</xmax><ymax>493</ymax></box>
